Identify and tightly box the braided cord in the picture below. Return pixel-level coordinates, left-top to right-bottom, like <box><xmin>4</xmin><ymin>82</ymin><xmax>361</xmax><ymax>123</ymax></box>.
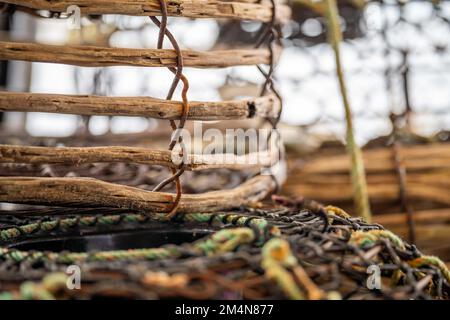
<box><xmin>0</xmin><ymin>212</ymin><xmax>277</xmax><ymax>244</ymax></box>
<box><xmin>0</xmin><ymin>227</ymin><xmax>259</xmax><ymax>265</ymax></box>
<box><xmin>1</xmin><ymin>204</ymin><xmax>449</xmax><ymax>299</ymax></box>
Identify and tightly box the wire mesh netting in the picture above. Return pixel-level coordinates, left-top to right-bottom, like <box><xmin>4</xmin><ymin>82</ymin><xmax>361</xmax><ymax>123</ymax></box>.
<box><xmin>0</xmin><ymin>199</ymin><xmax>448</xmax><ymax>300</ymax></box>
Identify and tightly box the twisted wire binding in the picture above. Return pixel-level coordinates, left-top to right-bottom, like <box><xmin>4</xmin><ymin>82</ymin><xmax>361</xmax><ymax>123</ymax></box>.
<box><xmin>149</xmin><ymin>0</ymin><xmax>190</xmax><ymax>218</ymax></box>
<box><xmin>254</xmin><ymin>0</ymin><xmax>285</xmax><ymax>190</ymax></box>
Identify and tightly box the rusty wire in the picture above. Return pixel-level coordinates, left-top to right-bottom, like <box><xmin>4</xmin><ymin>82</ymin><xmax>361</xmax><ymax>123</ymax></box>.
<box><xmin>0</xmin><ymin>0</ymin><xmax>449</xmax><ymax>300</ymax></box>
<box><xmin>253</xmin><ymin>0</ymin><xmax>285</xmax><ymax>191</ymax></box>
<box><xmin>148</xmin><ymin>0</ymin><xmax>191</xmax><ymax>218</ymax></box>
<box><xmin>0</xmin><ymin>197</ymin><xmax>448</xmax><ymax>300</ymax></box>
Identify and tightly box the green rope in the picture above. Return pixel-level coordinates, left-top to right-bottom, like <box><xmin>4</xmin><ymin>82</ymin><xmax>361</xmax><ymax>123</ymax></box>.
<box><xmin>194</xmin><ymin>227</ymin><xmax>255</xmax><ymax>255</ymax></box>
<box><xmin>0</xmin><ymin>273</ymin><xmax>68</xmax><ymax>300</ymax></box>
<box><xmin>1</xmin><ymin>205</ymin><xmax>449</xmax><ymax>299</ymax></box>
<box><xmin>349</xmin><ymin>229</ymin><xmax>450</xmax><ymax>284</ymax></box>
<box><xmin>324</xmin><ymin>0</ymin><xmax>372</xmax><ymax>222</ymax></box>
<box><xmin>408</xmin><ymin>256</ymin><xmax>450</xmax><ymax>284</ymax></box>
<box><xmin>262</xmin><ymin>238</ymin><xmax>304</xmax><ymax>300</ymax></box>
<box><xmin>349</xmin><ymin>230</ymin><xmax>406</xmax><ymax>250</ymax></box>
<box><xmin>0</xmin><ymin>212</ymin><xmax>277</xmax><ymax>246</ymax></box>
<box><xmin>0</xmin><ymin>227</ymin><xmax>258</xmax><ymax>265</ymax></box>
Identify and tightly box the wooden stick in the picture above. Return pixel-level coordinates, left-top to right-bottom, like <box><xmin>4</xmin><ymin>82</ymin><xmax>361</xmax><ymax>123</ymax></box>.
<box><xmin>0</xmin><ymin>144</ymin><xmax>280</xmax><ymax>171</ymax></box>
<box><xmin>374</xmin><ymin>208</ymin><xmax>450</xmax><ymax>227</ymax></box>
<box><xmin>0</xmin><ymin>175</ymin><xmax>276</xmax><ymax>213</ymax></box>
<box><xmin>284</xmin><ymin>144</ymin><xmax>450</xmax><ymax>206</ymax></box>
<box><xmin>285</xmin><ymin>171</ymin><xmax>450</xmax><ymax>188</ymax></box>
<box><xmin>0</xmin><ymin>130</ymin><xmax>172</xmax><ymax>148</ymax></box>
<box><xmin>0</xmin><ymin>92</ymin><xmax>280</xmax><ymax>120</ymax></box>
<box><xmin>299</xmin><ymin>143</ymin><xmax>450</xmax><ymax>174</ymax></box>
<box><xmin>0</xmin><ymin>41</ymin><xmax>270</xmax><ymax>68</ymax></box>
<box><xmin>5</xmin><ymin>0</ymin><xmax>291</xmax><ymax>23</ymax></box>
<box><xmin>283</xmin><ymin>183</ymin><xmax>450</xmax><ymax>206</ymax></box>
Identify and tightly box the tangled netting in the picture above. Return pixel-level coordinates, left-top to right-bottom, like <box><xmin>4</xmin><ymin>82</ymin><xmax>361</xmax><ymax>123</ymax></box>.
<box><xmin>0</xmin><ymin>195</ymin><xmax>448</xmax><ymax>300</ymax></box>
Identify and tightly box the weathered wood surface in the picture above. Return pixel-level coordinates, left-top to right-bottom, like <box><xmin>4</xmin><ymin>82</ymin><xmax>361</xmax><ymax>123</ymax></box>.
<box><xmin>284</xmin><ymin>181</ymin><xmax>450</xmax><ymax>206</ymax></box>
<box><xmin>374</xmin><ymin>208</ymin><xmax>450</xmax><ymax>227</ymax></box>
<box><xmin>0</xmin><ymin>175</ymin><xmax>276</xmax><ymax>213</ymax></box>
<box><xmin>5</xmin><ymin>0</ymin><xmax>291</xmax><ymax>23</ymax></box>
<box><xmin>298</xmin><ymin>143</ymin><xmax>450</xmax><ymax>174</ymax></box>
<box><xmin>283</xmin><ymin>143</ymin><xmax>450</xmax><ymax>206</ymax></box>
<box><xmin>0</xmin><ymin>144</ymin><xmax>280</xmax><ymax>171</ymax></box>
<box><xmin>0</xmin><ymin>41</ymin><xmax>270</xmax><ymax>68</ymax></box>
<box><xmin>0</xmin><ymin>92</ymin><xmax>280</xmax><ymax>120</ymax></box>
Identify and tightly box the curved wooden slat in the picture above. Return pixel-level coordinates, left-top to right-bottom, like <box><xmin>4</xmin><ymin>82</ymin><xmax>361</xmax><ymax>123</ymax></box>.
<box><xmin>0</xmin><ymin>92</ymin><xmax>280</xmax><ymax>120</ymax></box>
<box><xmin>0</xmin><ymin>41</ymin><xmax>270</xmax><ymax>68</ymax></box>
<box><xmin>0</xmin><ymin>144</ymin><xmax>281</xmax><ymax>171</ymax></box>
<box><xmin>0</xmin><ymin>175</ymin><xmax>277</xmax><ymax>213</ymax></box>
<box><xmin>5</xmin><ymin>0</ymin><xmax>291</xmax><ymax>23</ymax></box>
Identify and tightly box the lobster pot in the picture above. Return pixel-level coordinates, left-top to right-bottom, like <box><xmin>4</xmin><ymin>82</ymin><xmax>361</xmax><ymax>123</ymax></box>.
<box><xmin>0</xmin><ymin>1</ymin><xmax>449</xmax><ymax>301</ymax></box>
<box><xmin>0</xmin><ymin>0</ymin><xmax>290</xmax><ymax>216</ymax></box>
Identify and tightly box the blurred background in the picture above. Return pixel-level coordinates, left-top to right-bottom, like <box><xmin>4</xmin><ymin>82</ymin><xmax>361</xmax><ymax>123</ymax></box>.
<box><xmin>1</xmin><ymin>0</ymin><xmax>450</xmax><ymax>262</ymax></box>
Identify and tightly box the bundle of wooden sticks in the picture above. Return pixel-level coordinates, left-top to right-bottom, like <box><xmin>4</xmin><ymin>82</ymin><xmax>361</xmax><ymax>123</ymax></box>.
<box><xmin>0</xmin><ymin>0</ymin><xmax>289</xmax><ymax>215</ymax></box>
